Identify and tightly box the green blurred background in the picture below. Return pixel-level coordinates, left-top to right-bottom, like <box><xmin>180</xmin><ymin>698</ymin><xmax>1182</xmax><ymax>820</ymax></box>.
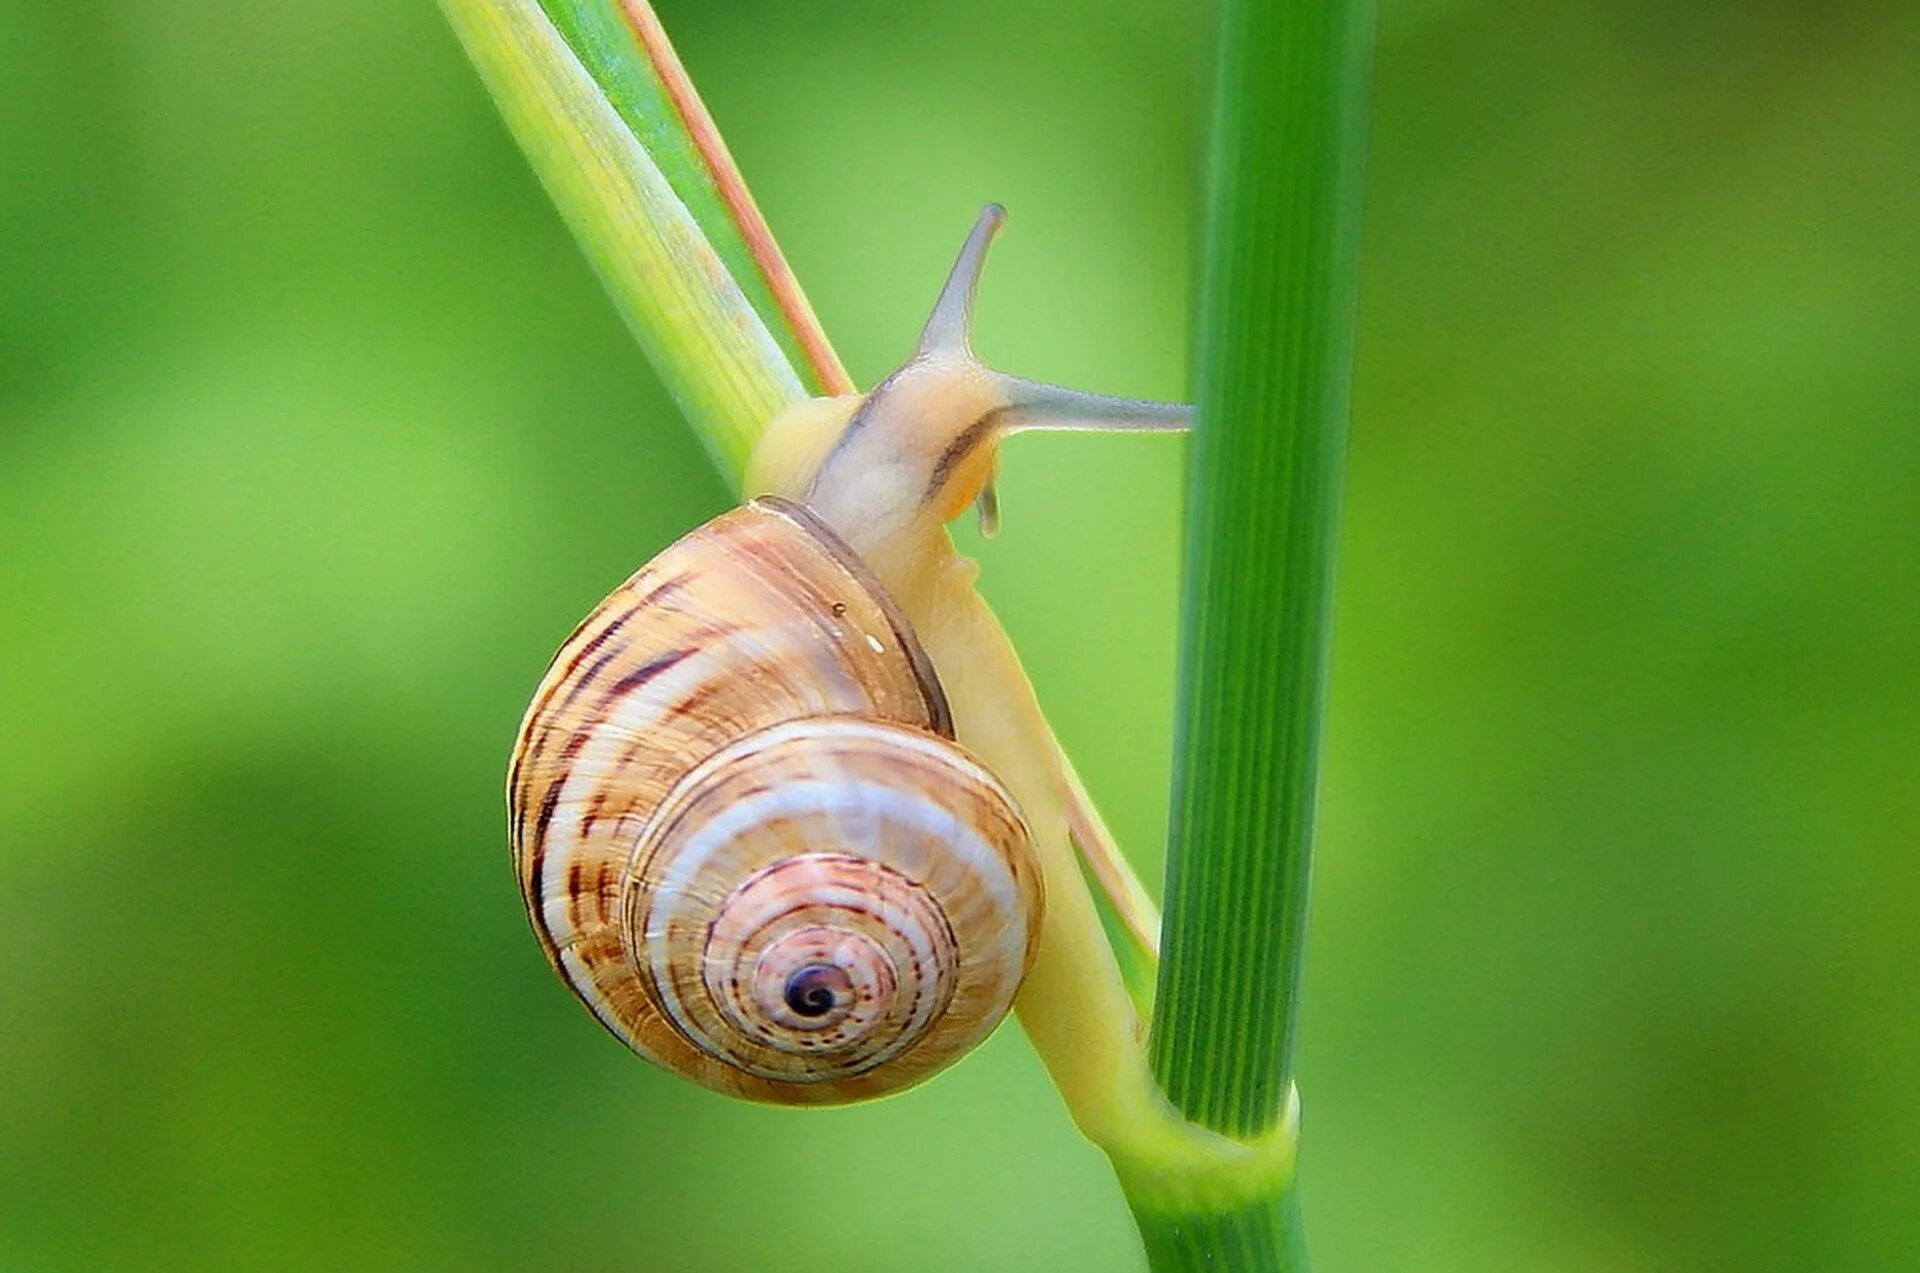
<box><xmin>3</xmin><ymin>1</ymin><xmax>1916</xmax><ymax>1269</ymax></box>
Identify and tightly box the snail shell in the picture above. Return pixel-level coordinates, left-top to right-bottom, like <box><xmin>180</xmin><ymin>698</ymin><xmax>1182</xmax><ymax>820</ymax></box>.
<box><xmin>507</xmin><ymin>497</ymin><xmax>1044</xmax><ymax>1104</ymax></box>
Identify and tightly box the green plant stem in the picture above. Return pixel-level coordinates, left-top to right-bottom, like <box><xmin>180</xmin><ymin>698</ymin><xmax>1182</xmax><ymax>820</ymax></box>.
<box><xmin>1130</xmin><ymin>1190</ymin><xmax>1307</xmax><ymax>1271</ymax></box>
<box><xmin>1140</xmin><ymin>0</ymin><xmax>1373</xmax><ymax>1266</ymax></box>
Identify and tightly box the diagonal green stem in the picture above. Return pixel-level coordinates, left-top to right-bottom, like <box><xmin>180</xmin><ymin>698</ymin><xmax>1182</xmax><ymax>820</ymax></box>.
<box><xmin>537</xmin><ymin>0</ymin><xmax>851</xmax><ymax>398</ymax></box>
<box><xmin>440</xmin><ymin>0</ymin><xmax>821</xmax><ymax>485</ymax></box>
<box><xmin>1136</xmin><ymin>0</ymin><xmax>1374</xmax><ymax>1265</ymax></box>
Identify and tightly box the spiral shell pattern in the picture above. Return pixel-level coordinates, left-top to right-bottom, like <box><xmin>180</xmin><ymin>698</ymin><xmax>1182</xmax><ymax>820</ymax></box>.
<box><xmin>507</xmin><ymin>498</ymin><xmax>1043</xmax><ymax>1103</ymax></box>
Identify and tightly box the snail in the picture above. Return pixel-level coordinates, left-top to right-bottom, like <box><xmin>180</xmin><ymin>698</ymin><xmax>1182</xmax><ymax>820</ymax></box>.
<box><xmin>509</xmin><ymin>205</ymin><xmax>1187</xmax><ymax>1105</ymax></box>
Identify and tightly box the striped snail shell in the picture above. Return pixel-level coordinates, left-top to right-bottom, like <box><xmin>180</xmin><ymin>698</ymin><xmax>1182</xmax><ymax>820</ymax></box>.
<box><xmin>507</xmin><ymin>496</ymin><xmax>1045</xmax><ymax>1104</ymax></box>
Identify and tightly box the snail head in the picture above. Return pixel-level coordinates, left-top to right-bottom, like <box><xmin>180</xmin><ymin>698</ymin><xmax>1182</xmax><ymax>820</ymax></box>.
<box><xmin>748</xmin><ymin>205</ymin><xmax>1190</xmax><ymax>560</ymax></box>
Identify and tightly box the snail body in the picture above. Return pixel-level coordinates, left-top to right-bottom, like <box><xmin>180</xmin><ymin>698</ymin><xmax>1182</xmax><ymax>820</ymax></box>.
<box><xmin>510</xmin><ymin>206</ymin><xmax>1186</xmax><ymax>1106</ymax></box>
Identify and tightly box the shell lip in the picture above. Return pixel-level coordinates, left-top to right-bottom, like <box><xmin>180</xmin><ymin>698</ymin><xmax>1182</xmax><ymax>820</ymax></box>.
<box><xmin>748</xmin><ymin>494</ymin><xmax>954</xmax><ymax>739</ymax></box>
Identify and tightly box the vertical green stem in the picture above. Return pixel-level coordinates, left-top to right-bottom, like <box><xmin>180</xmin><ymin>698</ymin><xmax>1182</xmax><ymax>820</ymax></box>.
<box><xmin>1132</xmin><ymin>1191</ymin><xmax>1308</xmax><ymax>1272</ymax></box>
<box><xmin>1137</xmin><ymin>0</ymin><xmax>1373</xmax><ymax>1265</ymax></box>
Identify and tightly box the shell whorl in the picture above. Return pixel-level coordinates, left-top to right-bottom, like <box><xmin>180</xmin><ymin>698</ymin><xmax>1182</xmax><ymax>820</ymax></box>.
<box><xmin>507</xmin><ymin>498</ymin><xmax>1043</xmax><ymax>1103</ymax></box>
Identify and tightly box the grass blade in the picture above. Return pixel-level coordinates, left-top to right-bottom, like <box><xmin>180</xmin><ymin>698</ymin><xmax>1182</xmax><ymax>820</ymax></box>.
<box><xmin>537</xmin><ymin>1</ymin><xmax>852</xmax><ymax>398</ymax></box>
<box><xmin>441</xmin><ymin>0</ymin><xmax>814</xmax><ymax>485</ymax></box>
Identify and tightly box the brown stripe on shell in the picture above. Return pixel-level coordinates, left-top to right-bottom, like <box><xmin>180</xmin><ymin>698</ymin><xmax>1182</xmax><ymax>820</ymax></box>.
<box><xmin>521</xmin><ymin>729</ymin><xmax>589</xmax><ymax>945</ymax></box>
<box><xmin>507</xmin><ymin>587</ymin><xmax>636</xmax><ymax>807</ymax></box>
<box><xmin>519</xmin><ymin>644</ymin><xmax>695</xmax><ymax>853</ymax></box>
<box><xmin>508</xmin><ymin>570</ymin><xmax>692</xmax><ymax>843</ymax></box>
<box><xmin>599</xmin><ymin>646</ymin><xmax>696</xmax><ymax>708</ymax></box>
